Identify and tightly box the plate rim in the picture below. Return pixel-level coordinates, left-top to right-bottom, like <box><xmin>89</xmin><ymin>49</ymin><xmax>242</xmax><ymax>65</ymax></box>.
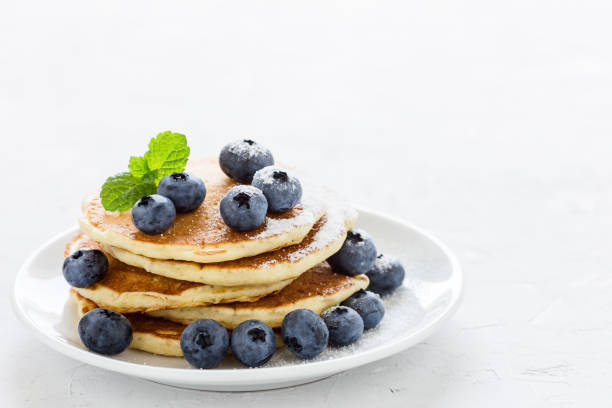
<box><xmin>12</xmin><ymin>207</ymin><xmax>463</xmax><ymax>385</ymax></box>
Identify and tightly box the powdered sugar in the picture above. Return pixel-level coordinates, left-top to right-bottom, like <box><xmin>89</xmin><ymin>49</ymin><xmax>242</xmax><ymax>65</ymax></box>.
<box><xmin>229</xmin><ymin>224</ymin><xmax>457</xmax><ymax>369</ymax></box>
<box><xmin>252</xmin><ymin>166</ymin><xmax>292</xmax><ymax>187</ymax></box>
<box><xmin>254</xmin><ymin>196</ymin><xmax>324</xmax><ymax>239</ymax></box>
<box><xmin>286</xmin><ymin>204</ymin><xmax>354</xmax><ymax>262</ymax></box>
<box><xmin>253</xmin><ymin>182</ymin><xmax>326</xmax><ymax>239</ymax></box>
<box><xmin>374</xmin><ymin>253</ymin><xmax>398</xmax><ymax>270</ymax></box>
<box><xmin>348</xmin><ymin>229</ymin><xmax>372</xmax><ymax>247</ymax></box>
<box><xmin>226</xmin><ymin>140</ymin><xmax>270</xmax><ymax>160</ymax></box>
<box><xmin>262</xmin><ymin>284</ymin><xmax>429</xmax><ymax>367</ymax></box>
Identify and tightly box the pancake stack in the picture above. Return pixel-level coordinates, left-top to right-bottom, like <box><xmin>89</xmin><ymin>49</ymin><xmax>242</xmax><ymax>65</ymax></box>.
<box><xmin>68</xmin><ymin>158</ymin><xmax>369</xmax><ymax>357</ymax></box>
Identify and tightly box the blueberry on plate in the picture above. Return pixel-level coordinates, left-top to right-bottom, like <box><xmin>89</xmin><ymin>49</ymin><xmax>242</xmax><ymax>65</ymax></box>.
<box><xmin>230</xmin><ymin>319</ymin><xmax>276</xmax><ymax>367</ymax></box>
<box><xmin>180</xmin><ymin>319</ymin><xmax>229</xmax><ymax>369</ymax></box>
<box><xmin>251</xmin><ymin>166</ymin><xmax>302</xmax><ymax>213</ymax></box>
<box><xmin>366</xmin><ymin>254</ymin><xmax>405</xmax><ymax>296</ymax></box>
<box><xmin>78</xmin><ymin>308</ymin><xmax>133</xmax><ymax>355</ymax></box>
<box><xmin>157</xmin><ymin>172</ymin><xmax>206</xmax><ymax>213</ymax></box>
<box><xmin>328</xmin><ymin>229</ymin><xmax>377</xmax><ymax>276</ymax></box>
<box><xmin>321</xmin><ymin>306</ymin><xmax>364</xmax><ymax>347</ymax></box>
<box><xmin>219</xmin><ymin>185</ymin><xmax>268</xmax><ymax>231</ymax></box>
<box><xmin>131</xmin><ymin>194</ymin><xmax>176</xmax><ymax>235</ymax></box>
<box><xmin>219</xmin><ymin>139</ymin><xmax>274</xmax><ymax>183</ymax></box>
<box><xmin>281</xmin><ymin>309</ymin><xmax>328</xmax><ymax>359</ymax></box>
<box><xmin>62</xmin><ymin>248</ymin><xmax>108</xmax><ymax>288</ymax></box>
<box><xmin>341</xmin><ymin>289</ymin><xmax>385</xmax><ymax>330</ymax></box>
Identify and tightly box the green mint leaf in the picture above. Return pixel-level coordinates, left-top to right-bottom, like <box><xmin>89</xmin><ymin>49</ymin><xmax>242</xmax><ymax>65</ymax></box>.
<box><xmin>99</xmin><ymin>130</ymin><xmax>190</xmax><ymax>212</ymax></box>
<box><xmin>100</xmin><ymin>172</ymin><xmax>157</xmax><ymax>213</ymax></box>
<box><xmin>128</xmin><ymin>156</ymin><xmax>150</xmax><ymax>178</ymax></box>
<box><xmin>144</xmin><ymin>131</ymin><xmax>190</xmax><ymax>183</ymax></box>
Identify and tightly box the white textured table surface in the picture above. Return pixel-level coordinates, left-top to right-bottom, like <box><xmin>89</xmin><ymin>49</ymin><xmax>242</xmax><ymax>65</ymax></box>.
<box><xmin>2</xmin><ymin>1</ymin><xmax>611</xmax><ymax>407</ymax></box>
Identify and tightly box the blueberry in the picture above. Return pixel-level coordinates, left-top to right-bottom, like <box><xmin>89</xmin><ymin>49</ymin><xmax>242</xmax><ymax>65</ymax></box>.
<box><xmin>180</xmin><ymin>319</ymin><xmax>229</xmax><ymax>369</ymax></box>
<box><xmin>341</xmin><ymin>290</ymin><xmax>385</xmax><ymax>330</ymax></box>
<box><xmin>281</xmin><ymin>309</ymin><xmax>328</xmax><ymax>359</ymax></box>
<box><xmin>78</xmin><ymin>308</ymin><xmax>133</xmax><ymax>355</ymax></box>
<box><xmin>131</xmin><ymin>194</ymin><xmax>176</xmax><ymax>234</ymax></box>
<box><xmin>366</xmin><ymin>254</ymin><xmax>405</xmax><ymax>296</ymax></box>
<box><xmin>230</xmin><ymin>319</ymin><xmax>276</xmax><ymax>367</ymax></box>
<box><xmin>219</xmin><ymin>185</ymin><xmax>268</xmax><ymax>231</ymax></box>
<box><xmin>219</xmin><ymin>139</ymin><xmax>274</xmax><ymax>183</ymax></box>
<box><xmin>62</xmin><ymin>248</ymin><xmax>108</xmax><ymax>288</ymax></box>
<box><xmin>321</xmin><ymin>306</ymin><xmax>364</xmax><ymax>347</ymax></box>
<box><xmin>157</xmin><ymin>172</ymin><xmax>206</xmax><ymax>213</ymax></box>
<box><xmin>251</xmin><ymin>166</ymin><xmax>302</xmax><ymax>213</ymax></box>
<box><xmin>328</xmin><ymin>229</ymin><xmax>377</xmax><ymax>276</ymax></box>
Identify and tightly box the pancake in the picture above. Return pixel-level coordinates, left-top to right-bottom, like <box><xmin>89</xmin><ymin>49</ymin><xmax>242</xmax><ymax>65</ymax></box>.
<box><xmin>72</xmin><ymin>289</ymin><xmax>185</xmax><ymax>356</ymax></box>
<box><xmin>148</xmin><ymin>262</ymin><xmax>369</xmax><ymax>329</ymax></box>
<box><xmin>71</xmin><ymin>290</ymin><xmax>285</xmax><ymax>357</ymax></box>
<box><xmin>102</xmin><ymin>205</ymin><xmax>357</xmax><ymax>286</ymax></box>
<box><xmin>78</xmin><ymin>158</ymin><xmax>326</xmax><ymax>263</ymax></box>
<box><xmin>66</xmin><ymin>233</ymin><xmax>293</xmax><ymax>313</ymax></box>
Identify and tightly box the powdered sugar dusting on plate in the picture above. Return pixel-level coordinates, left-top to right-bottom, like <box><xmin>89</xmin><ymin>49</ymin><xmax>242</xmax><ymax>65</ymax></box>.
<box><xmin>261</xmin><ymin>284</ymin><xmax>428</xmax><ymax>367</ymax></box>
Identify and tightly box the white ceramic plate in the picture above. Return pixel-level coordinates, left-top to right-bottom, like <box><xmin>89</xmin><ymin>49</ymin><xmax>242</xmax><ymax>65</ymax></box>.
<box><xmin>12</xmin><ymin>209</ymin><xmax>462</xmax><ymax>391</ymax></box>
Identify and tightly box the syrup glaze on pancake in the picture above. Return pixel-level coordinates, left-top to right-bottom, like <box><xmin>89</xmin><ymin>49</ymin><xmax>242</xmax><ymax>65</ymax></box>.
<box><xmin>65</xmin><ymin>233</ymin><xmax>294</xmax><ymax>312</ymax></box>
<box><xmin>102</xmin><ymin>205</ymin><xmax>357</xmax><ymax>286</ymax></box>
<box><xmin>226</xmin><ymin>262</ymin><xmax>362</xmax><ymax>309</ymax></box>
<box><xmin>79</xmin><ymin>158</ymin><xmax>325</xmax><ymax>263</ymax></box>
<box><xmin>66</xmin><ymin>233</ymin><xmax>199</xmax><ymax>295</ymax></box>
<box><xmin>148</xmin><ymin>263</ymin><xmax>370</xmax><ymax>329</ymax></box>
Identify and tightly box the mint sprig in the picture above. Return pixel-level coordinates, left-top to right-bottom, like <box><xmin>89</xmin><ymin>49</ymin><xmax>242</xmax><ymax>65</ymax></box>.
<box><xmin>100</xmin><ymin>131</ymin><xmax>190</xmax><ymax>212</ymax></box>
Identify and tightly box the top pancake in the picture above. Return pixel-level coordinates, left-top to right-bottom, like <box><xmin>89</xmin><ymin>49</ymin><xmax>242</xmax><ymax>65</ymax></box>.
<box><xmin>78</xmin><ymin>158</ymin><xmax>326</xmax><ymax>263</ymax></box>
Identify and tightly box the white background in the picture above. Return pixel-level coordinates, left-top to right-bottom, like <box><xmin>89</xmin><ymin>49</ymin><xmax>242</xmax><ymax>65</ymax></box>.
<box><xmin>2</xmin><ymin>1</ymin><xmax>612</xmax><ymax>407</ymax></box>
